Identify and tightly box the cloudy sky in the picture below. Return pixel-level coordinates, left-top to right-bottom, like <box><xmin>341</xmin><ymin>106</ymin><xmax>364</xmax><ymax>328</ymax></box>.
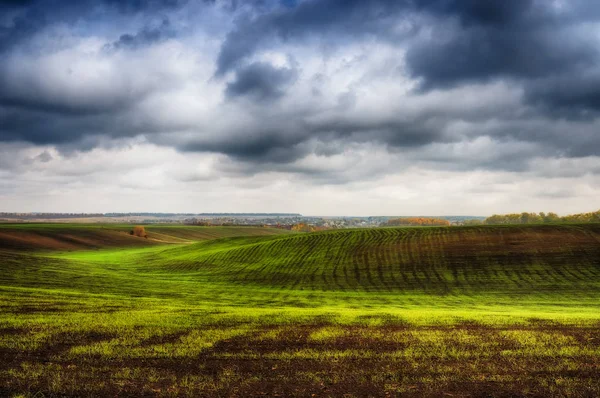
<box><xmin>1</xmin><ymin>0</ymin><xmax>600</xmax><ymax>216</ymax></box>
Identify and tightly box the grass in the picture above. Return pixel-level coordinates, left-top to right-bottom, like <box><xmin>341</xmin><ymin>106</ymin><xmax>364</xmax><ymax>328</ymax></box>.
<box><xmin>1</xmin><ymin>223</ymin><xmax>600</xmax><ymax>396</ymax></box>
<box><xmin>0</xmin><ymin>223</ymin><xmax>295</xmax><ymax>251</ymax></box>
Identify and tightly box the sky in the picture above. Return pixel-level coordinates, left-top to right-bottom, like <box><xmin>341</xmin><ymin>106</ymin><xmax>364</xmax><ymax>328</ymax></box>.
<box><xmin>1</xmin><ymin>0</ymin><xmax>600</xmax><ymax>216</ymax></box>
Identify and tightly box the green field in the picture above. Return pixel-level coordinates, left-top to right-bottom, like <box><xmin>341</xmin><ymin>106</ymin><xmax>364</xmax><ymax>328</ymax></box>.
<box><xmin>1</xmin><ymin>224</ymin><xmax>600</xmax><ymax>397</ymax></box>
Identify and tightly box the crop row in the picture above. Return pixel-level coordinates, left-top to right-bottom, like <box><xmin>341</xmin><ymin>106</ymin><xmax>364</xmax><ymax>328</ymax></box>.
<box><xmin>151</xmin><ymin>225</ymin><xmax>600</xmax><ymax>294</ymax></box>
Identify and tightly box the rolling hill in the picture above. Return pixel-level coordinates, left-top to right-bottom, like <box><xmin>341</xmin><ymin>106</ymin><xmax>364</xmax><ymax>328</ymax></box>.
<box><xmin>147</xmin><ymin>224</ymin><xmax>600</xmax><ymax>294</ymax></box>
<box><xmin>3</xmin><ymin>223</ymin><xmax>600</xmax><ymax>299</ymax></box>
<box><xmin>0</xmin><ymin>223</ymin><xmax>294</xmax><ymax>251</ymax></box>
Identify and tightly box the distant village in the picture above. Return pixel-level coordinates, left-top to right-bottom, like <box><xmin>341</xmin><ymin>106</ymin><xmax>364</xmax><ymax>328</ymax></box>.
<box><xmin>0</xmin><ymin>212</ymin><xmax>485</xmax><ymax>229</ymax></box>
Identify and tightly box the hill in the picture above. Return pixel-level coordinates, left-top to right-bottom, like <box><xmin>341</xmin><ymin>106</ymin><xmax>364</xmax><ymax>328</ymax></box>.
<box><xmin>0</xmin><ymin>223</ymin><xmax>293</xmax><ymax>251</ymax></box>
<box><xmin>150</xmin><ymin>224</ymin><xmax>600</xmax><ymax>295</ymax></box>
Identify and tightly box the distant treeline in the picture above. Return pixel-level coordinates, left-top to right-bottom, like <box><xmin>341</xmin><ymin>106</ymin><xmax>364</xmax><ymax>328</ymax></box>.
<box><xmin>0</xmin><ymin>212</ymin><xmax>103</xmax><ymax>219</ymax></box>
<box><xmin>485</xmin><ymin>210</ymin><xmax>600</xmax><ymax>225</ymax></box>
<box><xmin>99</xmin><ymin>213</ymin><xmax>302</xmax><ymax>217</ymax></box>
<box><xmin>0</xmin><ymin>212</ymin><xmax>303</xmax><ymax>219</ymax></box>
<box><xmin>196</xmin><ymin>213</ymin><xmax>302</xmax><ymax>217</ymax></box>
<box><xmin>105</xmin><ymin>213</ymin><xmax>197</xmax><ymax>217</ymax></box>
<box><xmin>386</xmin><ymin>217</ymin><xmax>450</xmax><ymax>227</ymax></box>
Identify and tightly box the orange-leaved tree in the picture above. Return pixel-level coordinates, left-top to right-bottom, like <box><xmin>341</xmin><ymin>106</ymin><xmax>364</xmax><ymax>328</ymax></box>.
<box><xmin>130</xmin><ymin>226</ymin><xmax>148</xmax><ymax>238</ymax></box>
<box><xmin>386</xmin><ymin>217</ymin><xmax>450</xmax><ymax>227</ymax></box>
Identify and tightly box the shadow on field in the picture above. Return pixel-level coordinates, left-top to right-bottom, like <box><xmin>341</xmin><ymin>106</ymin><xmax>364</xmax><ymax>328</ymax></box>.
<box><xmin>2</xmin><ymin>324</ymin><xmax>600</xmax><ymax>397</ymax></box>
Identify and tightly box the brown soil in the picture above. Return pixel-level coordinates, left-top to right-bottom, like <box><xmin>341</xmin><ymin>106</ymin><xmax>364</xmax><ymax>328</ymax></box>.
<box><xmin>1</xmin><ymin>325</ymin><xmax>599</xmax><ymax>397</ymax></box>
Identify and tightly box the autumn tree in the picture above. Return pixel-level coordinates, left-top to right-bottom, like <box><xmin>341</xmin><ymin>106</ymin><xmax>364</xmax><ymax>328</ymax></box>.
<box><xmin>485</xmin><ymin>210</ymin><xmax>600</xmax><ymax>225</ymax></box>
<box><xmin>130</xmin><ymin>226</ymin><xmax>147</xmax><ymax>238</ymax></box>
<box><xmin>291</xmin><ymin>223</ymin><xmax>315</xmax><ymax>232</ymax></box>
<box><xmin>386</xmin><ymin>217</ymin><xmax>450</xmax><ymax>227</ymax></box>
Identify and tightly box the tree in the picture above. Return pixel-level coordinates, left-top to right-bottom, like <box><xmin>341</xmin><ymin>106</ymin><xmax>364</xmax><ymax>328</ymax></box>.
<box><xmin>543</xmin><ymin>212</ymin><xmax>561</xmax><ymax>223</ymax></box>
<box><xmin>131</xmin><ymin>226</ymin><xmax>147</xmax><ymax>238</ymax></box>
<box><xmin>386</xmin><ymin>217</ymin><xmax>450</xmax><ymax>227</ymax></box>
<box><xmin>463</xmin><ymin>219</ymin><xmax>483</xmax><ymax>226</ymax></box>
<box><xmin>291</xmin><ymin>223</ymin><xmax>315</xmax><ymax>232</ymax></box>
<box><xmin>485</xmin><ymin>210</ymin><xmax>600</xmax><ymax>225</ymax></box>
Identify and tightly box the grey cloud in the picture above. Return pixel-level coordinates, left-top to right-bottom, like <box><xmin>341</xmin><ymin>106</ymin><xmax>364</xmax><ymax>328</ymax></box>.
<box><xmin>293</xmin><ymin>121</ymin><xmax>445</xmax><ymax>153</ymax></box>
<box><xmin>33</xmin><ymin>150</ymin><xmax>52</xmax><ymax>163</ymax></box>
<box><xmin>404</xmin><ymin>1</ymin><xmax>600</xmax><ymax>120</ymax></box>
<box><xmin>216</xmin><ymin>0</ymin><xmax>413</xmax><ymax>75</ymax></box>
<box><xmin>416</xmin><ymin>0</ymin><xmax>533</xmax><ymax>26</ymax></box>
<box><xmin>225</xmin><ymin>61</ymin><xmax>297</xmax><ymax>101</ymax></box>
<box><xmin>217</xmin><ymin>0</ymin><xmax>600</xmax><ymax>117</ymax></box>
<box><xmin>0</xmin><ymin>64</ymin><xmax>155</xmax><ymax>138</ymax></box>
<box><xmin>0</xmin><ymin>0</ymin><xmax>189</xmax><ymax>53</ymax></box>
<box><xmin>216</xmin><ymin>0</ymin><xmax>554</xmax><ymax>79</ymax></box>
<box><xmin>0</xmin><ymin>86</ymin><xmax>144</xmax><ymax>117</ymax></box>
<box><xmin>0</xmin><ymin>1</ymin><xmax>36</xmax><ymax>6</ymax></box>
<box><xmin>0</xmin><ymin>106</ymin><xmax>147</xmax><ymax>147</ymax></box>
<box><xmin>173</xmin><ymin>111</ymin><xmax>458</xmax><ymax>167</ymax></box>
<box><xmin>474</xmin><ymin>118</ymin><xmax>600</xmax><ymax>159</ymax></box>
<box><xmin>110</xmin><ymin>19</ymin><xmax>175</xmax><ymax>50</ymax></box>
<box><xmin>178</xmin><ymin>128</ymin><xmax>308</xmax><ymax>164</ymax></box>
<box><xmin>525</xmin><ymin>72</ymin><xmax>600</xmax><ymax>118</ymax></box>
<box><xmin>100</xmin><ymin>0</ymin><xmax>190</xmax><ymax>13</ymax></box>
<box><xmin>0</xmin><ymin>1</ymin><xmax>182</xmax><ymax>117</ymax></box>
<box><xmin>406</xmin><ymin>2</ymin><xmax>596</xmax><ymax>90</ymax></box>
<box><xmin>535</xmin><ymin>189</ymin><xmax>577</xmax><ymax>199</ymax></box>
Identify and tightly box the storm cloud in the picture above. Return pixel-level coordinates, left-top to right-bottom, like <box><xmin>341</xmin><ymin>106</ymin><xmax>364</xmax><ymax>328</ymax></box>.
<box><xmin>225</xmin><ymin>61</ymin><xmax>298</xmax><ymax>101</ymax></box>
<box><xmin>1</xmin><ymin>0</ymin><xmax>600</xmax><ymax>214</ymax></box>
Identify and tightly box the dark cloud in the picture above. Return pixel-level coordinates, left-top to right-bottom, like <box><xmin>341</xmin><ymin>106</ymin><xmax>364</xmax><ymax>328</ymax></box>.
<box><xmin>0</xmin><ymin>108</ymin><xmax>113</xmax><ymax>146</ymax></box>
<box><xmin>225</xmin><ymin>61</ymin><xmax>297</xmax><ymax>101</ymax></box>
<box><xmin>218</xmin><ymin>0</ymin><xmax>595</xmax><ymax>94</ymax></box>
<box><xmin>216</xmin><ymin>0</ymin><xmax>545</xmax><ymax>76</ymax></box>
<box><xmin>525</xmin><ymin>72</ymin><xmax>600</xmax><ymax>118</ymax></box>
<box><xmin>217</xmin><ymin>0</ymin><xmax>600</xmax><ymax>116</ymax></box>
<box><xmin>406</xmin><ymin>1</ymin><xmax>600</xmax><ymax>118</ymax></box>
<box><xmin>301</xmin><ymin>116</ymin><xmax>454</xmax><ymax>150</ymax></box>
<box><xmin>0</xmin><ymin>0</ymin><xmax>189</xmax><ymax>52</ymax></box>
<box><xmin>279</xmin><ymin>0</ymin><xmax>297</xmax><ymax>9</ymax></box>
<box><xmin>1</xmin><ymin>0</ymin><xmax>188</xmax><ymax>12</ymax></box>
<box><xmin>0</xmin><ymin>5</ymin><xmax>45</xmax><ymax>52</ymax></box>
<box><xmin>0</xmin><ymin>89</ymin><xmax>140</xmax><ymax>117</ymax></box>
<box><xmin>0</xmin><ymin>104</ymin><xmax>165</xmax><ymax>148</ymax></box>
<box><xmin>173</xmin><ymin>112</ymin><xmax>458</xmax><ymax>166</ymax></box>
<box><xmin>416</xmin><ymin>0</ymin><xmax>534</xmax><ymax>26</ymax></box>
<box><xmin>216</xmin><ymin>0</ymin><xmax>412</xmax><ymax>75</ymax></box>
<box><xmin>111</xmin><ymin>19</ymin><xmax>174</xmax><ymax>49</ymax></box>
<box><xmin>0</xmin><ymin>1</ymin><xmax>35</xmax><ymax>5</ymax></box>
<box><xmin>405</xmin><ymin>28</ymin><xmax>584</xmax><ymax>89</ymax></box>
<box><xmin>100</xmin><ymin>0</ymin><xmax>190</xmax><ymax>13</ymax></box>
<box><xmin>406</xmin><ymin>1</ymin><xmax>597</xmax><ymax>90</ymax></box>
<box><xmin>180</xmin><ymin>131</ymin><xmax>308</xmax><ymax>164</ymax></box>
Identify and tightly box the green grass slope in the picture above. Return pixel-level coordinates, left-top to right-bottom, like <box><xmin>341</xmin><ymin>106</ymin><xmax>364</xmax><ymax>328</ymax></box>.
<box><xmin>3</xmin><ymin>224</ymin><xmax>600</xmax><ymax>312</ymax></box>
<box><xmin>148</xmin><ymin>224</ymin><xmax>600</xmax><ymax>296</ymax></box>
